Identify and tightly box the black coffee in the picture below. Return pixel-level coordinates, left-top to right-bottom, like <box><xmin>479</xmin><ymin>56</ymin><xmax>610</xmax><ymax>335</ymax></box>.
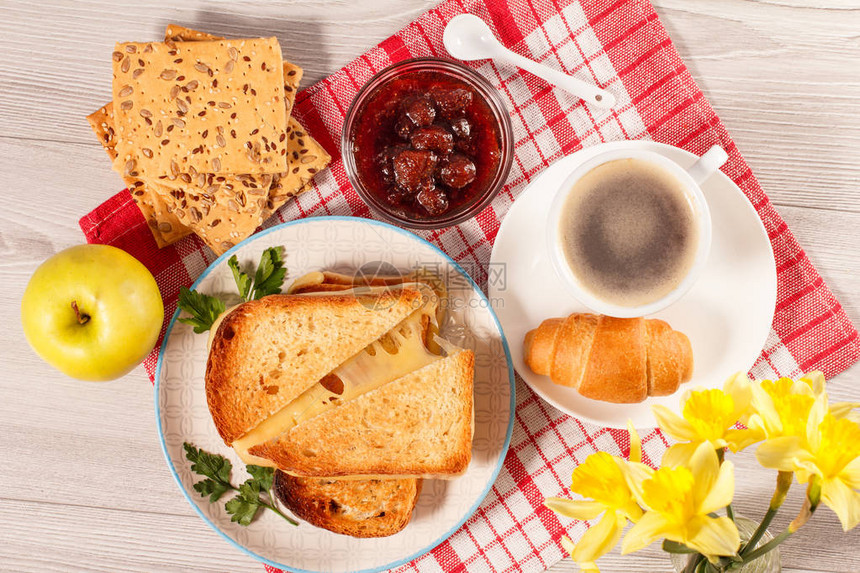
<box><xmin>559</xmin><ymin>158</ymin><xmax>698</xmax><ymax>307</ymax></box>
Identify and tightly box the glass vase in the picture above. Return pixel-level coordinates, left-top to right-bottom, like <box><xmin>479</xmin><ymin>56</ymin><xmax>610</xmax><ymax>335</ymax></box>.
<box><xmin>670</xmin><ymin>515</ymin><xmax>781</xmax><ymax>573</ymax></box>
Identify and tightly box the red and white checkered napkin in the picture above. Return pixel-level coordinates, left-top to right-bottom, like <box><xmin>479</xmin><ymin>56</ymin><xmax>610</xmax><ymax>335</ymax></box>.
<box><xmin>80</xmin><ymin>0</ymin><xmax>860</xmax><ymax>571</ymax></box>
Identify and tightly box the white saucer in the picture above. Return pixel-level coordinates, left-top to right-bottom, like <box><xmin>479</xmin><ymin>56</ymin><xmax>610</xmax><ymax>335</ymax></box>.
<box><xmin>489</xmin><ymin>141</ymin><xmax>776</xmax><ymax>428</ymax></box>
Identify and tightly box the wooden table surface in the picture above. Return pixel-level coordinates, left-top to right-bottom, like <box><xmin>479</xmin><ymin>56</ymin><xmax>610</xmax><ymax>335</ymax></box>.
<box><xmin>1</xmin><ymin>0</ymin><xmax>859</xmax><ymax>571</ymax></box>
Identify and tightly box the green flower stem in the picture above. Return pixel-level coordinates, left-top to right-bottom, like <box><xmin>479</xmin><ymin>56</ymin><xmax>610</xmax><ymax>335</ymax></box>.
<box><xmin>738</xmin><ymin>507</ymin><xmax>777</xmax><ymax>558</ymax></box>
<box><xmin>741</xmin><ymin>477</ymin><xmax>819</xmax><ymax>573</ymax></box>
<box><xmin>740</xmin><ymin>470</ymin><xmax>793</xmax><ymax>558</ymax></box>
<box><xmin>737</xmin><ymin>529</ymin><xmax>791</xmax><ymax>564</ymax></box>
<box><xmin>715</xmin><ymin>448</ymin><xmax>736</xmax><ymax>524</ymax></box>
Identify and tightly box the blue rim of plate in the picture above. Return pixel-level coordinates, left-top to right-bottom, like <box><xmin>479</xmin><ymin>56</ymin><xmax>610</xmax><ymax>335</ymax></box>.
<box><xmin>154</xmin><ymin>215</ymin><xmax>516</xmax><ymax>573</ymax></box>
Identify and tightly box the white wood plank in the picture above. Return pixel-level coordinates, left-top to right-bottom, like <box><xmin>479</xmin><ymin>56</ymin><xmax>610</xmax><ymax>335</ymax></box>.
<box><xmin>0</xmin><ymin>0</ymin><xmax>437</xmax><ymax>145</ymax></box>
<box><xmin>0</xmin><ymin>499</ymin><xmax>260</xmax><ymax>573</ymax></box>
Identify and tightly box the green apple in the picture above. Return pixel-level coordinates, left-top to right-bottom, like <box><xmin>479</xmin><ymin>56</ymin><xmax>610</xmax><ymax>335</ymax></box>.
<box><xmin>21</xmin><ymin>244</ymin><xmax>164</xmax><ymax>381</ymax></box>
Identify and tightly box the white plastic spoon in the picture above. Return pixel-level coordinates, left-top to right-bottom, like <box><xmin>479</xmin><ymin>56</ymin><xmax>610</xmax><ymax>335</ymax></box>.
<box><xmin>443</xmin><ymin>14</ymin><xmax>616</xmax><ymax>109</ymax></box>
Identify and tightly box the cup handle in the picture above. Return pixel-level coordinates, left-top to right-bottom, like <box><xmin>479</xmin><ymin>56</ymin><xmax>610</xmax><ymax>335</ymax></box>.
<box><xmin>686</xmin><ymin>144</ymin><xmax>729</xmax><ymax>185</ymax></box>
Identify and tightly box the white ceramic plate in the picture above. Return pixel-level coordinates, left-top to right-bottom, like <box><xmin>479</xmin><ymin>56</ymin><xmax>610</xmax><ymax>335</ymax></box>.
<box><xmin>156</xmin><ymin>217</ymin><xmax>515</xmax><ymax>573</ymax></box>
<box><xmin>489</xmin><ymin>141</ymin><xmax>776</xmax><ymax>429</ymax></box>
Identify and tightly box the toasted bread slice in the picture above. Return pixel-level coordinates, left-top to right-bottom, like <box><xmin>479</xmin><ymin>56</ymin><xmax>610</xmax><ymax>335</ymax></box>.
<box><xmin>250</xmin><ymin>350</ymin><xmax>474</xmax><ymax>478</ymax></box>
<box><xmin>206</xmin><ymin>289</ymin><xmax>423</xmax><ymax>445</ymax></box>
<box><xmin>244</xmin><ymin>276</ymin><xmax>430</xmax><ymax>538</ymax></box>
<box><xmin>274</xmin><ymin>471</ymin><xmax>421</xmax><ymax>537</ymax></box>
<box><xmin>230</xmin><ymin>287</ymin><xmax>442</xmax><ymax>466</ymax></box>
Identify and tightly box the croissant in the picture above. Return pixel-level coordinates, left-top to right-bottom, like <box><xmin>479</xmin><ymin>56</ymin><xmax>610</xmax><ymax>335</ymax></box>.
<box><xmin>523</xmin><ymin>313</ymin><xmax>693</xmax><ymax>403</ymax></box>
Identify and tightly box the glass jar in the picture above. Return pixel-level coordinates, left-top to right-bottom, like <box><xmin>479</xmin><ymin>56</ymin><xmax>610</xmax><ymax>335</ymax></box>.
<box><xmin>670</xmin><ymin>516</ymin><xmax>781</xmax><ymax>573</ymax></box>
<box><xmin>341</xmin><ymin>57</ymin><xmax>514</xmax><ymax>230</ymax></box>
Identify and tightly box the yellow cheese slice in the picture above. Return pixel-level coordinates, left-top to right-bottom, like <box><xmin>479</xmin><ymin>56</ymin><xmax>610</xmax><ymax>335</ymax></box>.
<box><xmin>231</xmin><ymin>291</ymin><xmax>444</xmax><ymax>466</ymax></box>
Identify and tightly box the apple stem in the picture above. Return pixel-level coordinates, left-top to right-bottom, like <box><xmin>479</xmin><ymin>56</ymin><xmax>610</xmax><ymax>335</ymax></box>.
<box><xmin>71</xmin><ymin>300</ymin><xmax>90</xmax><ymax>325</ymax></box>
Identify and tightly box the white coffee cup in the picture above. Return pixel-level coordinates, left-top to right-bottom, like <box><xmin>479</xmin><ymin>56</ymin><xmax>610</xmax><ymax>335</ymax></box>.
<box><xmin>546</xmin><ymin>144</ymin><xmax>728</xmax><ymax>318</ymax></box>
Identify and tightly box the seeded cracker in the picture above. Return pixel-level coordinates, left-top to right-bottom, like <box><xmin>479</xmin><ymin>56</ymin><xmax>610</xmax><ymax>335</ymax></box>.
<box><xmin>111</xmin><ymin>37</ymin><xmax>288</xmax><ymax>178</ymax></box>
<box><xmin>163</xmin><ymin>24</ymin><xmax>215</xmax><ymax>42</ymax></box>
<box><xmin>146</xmin><ymin>176</ymin><xmax>265</xmax><ymax>254</ymax></box>
<box><xmin>89</xmin><ymin>27</ymin><xmax>329</xmax><ymax>251</ymax></box>
<box><xmin>126</xmin><ymin>179</ymin><xmax>193</xmax><ymax>246</ymax></box>
<box><xmin>264</xmin><ymin>120</ymin><xmax>331</xmax><ymax>219</ymax></box>
<box><xmin>86</xmin><ymin>105</ymin><xmax>191</xmax><ymax>247</ymax></box>
<box><xmin>165</xmin><ymin>25</ymin><xmax>305</xmax><ymax>120</ymax></box>
<box><xmin>161</xmin><ymin>28</ymin><xmax>323</xmax><ymax>226</ymax></box>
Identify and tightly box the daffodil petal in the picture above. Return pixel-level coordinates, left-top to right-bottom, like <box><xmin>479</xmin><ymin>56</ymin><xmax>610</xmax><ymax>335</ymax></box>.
<box><xmin>579</xmin><ymin>562</ymin><xmax>600</xmax><ymax>572</ymax></box>
<box><xmin>746</xmin><ymin>413</ymin><xmax>767</xmax><ymax>435</ymax></box>
<box><xmin>806</xmin><ymin>394</ymin><xmax>829</xmax><ymax>451</ymax></box>
<box><xmin>725</xmin><ymin>428</ymin><xmax>763</xmax><ymax>453</ymax></box>
<box><xmin>572</xmin><ymin>512</ymin><xmax>625</xmax><ymax>563</ymax></box>
<box><xmin>662</xmin><ymin>442</ymin><xmax>700</xmax><ymax>468</ymax></box>
<box><xmin>800</xmin><ymin>371</ymin><xmax>825</xmax><ymax>394</ymax></box>
<box><xmin>545</xmin><ymin>498</ymin><xmax>605</xmax><ymax>521</ymax></box>
<box><xmin>688</xmin><ymin>442</ymin><xmax>720</xmax><ymax>502</ymax></box>
<box><xmin>561</xmin><ymin>535</ymin><xmax>576</xmax><ymax>556</ymax></box>
<box><xmin>841</xmin><ymin>457</ymin><xmax>860</xmax><ymax>490</ymax></box>
<box><xmin>621</xmin><ymin>511</ymin><xmax>671</xmax><ymax>555</ymax></box>
<box><xmin>621</xmin><ymin>500</ymin><xmax>644</xmax><ymax>523</ymax></box>
<box><xmin>622</xmin><ymin>461</ymin><xmax>655</xmax><ymax>509</ymax></box>
<box><xmin>571</xmin><ymin>452</ymin><xmax>632</xmax><ymax>508</ymax></box>
<box><xmin>750</xmin><ymin>384</ymin><xmax>781</xmax><ymax>436</ymax></box>
<box><xmin>830</xmin><ymin>401</ymin><xmax>860</xmax><ymax>419</ymax></box>
<box><xmin>788</xmin><ymin>377</ymin><xmax>816</xmax><ymax>397</ymax></box>
<box><xmin>724</xmin><ymin>372</ymin><xmax>752</xmax><ymax>415</ymax></box>
<box><xmin>652</xmin><ymin>405</ymin><xmax>697</xmax><ymax>442</ymax></box>
<box><xmin>627</xmin><ymin>420</ymin><xmax>642</xmax><ymax>463</ymax></box>
<box><xmin>756</xmin><ymin>436</ymin><xmax>804</xmax><ymax>471</ymax></box>
<box><xmin>685</xmin><ymin>515</ymin><xmax>740</xmax><ymax>557</ymax></box>
<box><xmin>794</xmin><ymin>465</ymin><xmax>815</xmax><ymax>484</ymax></box>
<box><xmin>700</xmin><ymin>460</ymin><xmax>735</xmax><ymax>514</ymax></box>
<box><xmin>820</xmin><ymin>478</ymin><xmax>860</xmax><ymax>531</ymax></box>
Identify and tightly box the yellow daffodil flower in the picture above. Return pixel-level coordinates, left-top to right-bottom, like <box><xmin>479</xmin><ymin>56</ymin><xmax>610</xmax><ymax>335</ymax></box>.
<box><xmin>804</xmin><ymin>370</ymin><xmax>860</xmax><ymax>424</ymax></box>
<box><xmin>747</xmin><ymin>372</ymin><xmax>859</xmax><ymax>439</ymax></box>
<box><xmin>621</xmin><ymin>442</ymin><xmax>740</xmax><ymax>560</ymax></box>
<box><xmin>746</xmin><ymin>375</ymin><xmax>820</xmax><ymax>439</ymax></box>
<box><xmin>653</xmin><ymin>373</ymin><xmax>759</xmax><ymax>466</ymax></box>
<box><xmin>546</xmin><ymin>423</ymin><xmax>644</xmax><ymax>571</ymax></box>
<box><xmin>756</xmin><ymin>403</ymin><xmax>860</xmax><ymax>531</ymax></box>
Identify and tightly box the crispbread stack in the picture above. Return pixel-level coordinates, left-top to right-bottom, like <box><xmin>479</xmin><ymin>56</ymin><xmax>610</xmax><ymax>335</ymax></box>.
<box><xmin>87</xmin><ymin>25</ymin><xmax>330</xmax><ymax>253</ymax></box>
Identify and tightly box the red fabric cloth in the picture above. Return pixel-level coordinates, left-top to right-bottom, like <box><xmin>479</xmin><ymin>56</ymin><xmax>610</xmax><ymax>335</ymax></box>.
<box><xmin>80</xmin><ymin>0</ymin><xmax>859</xmax><ymax>571</ymax></box>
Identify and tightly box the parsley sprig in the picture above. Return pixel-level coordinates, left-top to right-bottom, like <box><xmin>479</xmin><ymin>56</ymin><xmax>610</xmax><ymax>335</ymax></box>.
<box><xmin>229</xmin><ymin>246</ymin><xmax>287</xmax><ymax>302</ymax></box>
<box><xmin>177</xmin><ymin>246</ymin><xmax>287</xmax><ymax>332</ymax></box>
<box><xmin>177</xmin><ymin>287</ymin><xmax>225</xmax><ymax>333</ymax></box>
<box><xmin>183</xmin><ymin>442</ymin><xmax>297</xmax><ymax>526</ymax></box>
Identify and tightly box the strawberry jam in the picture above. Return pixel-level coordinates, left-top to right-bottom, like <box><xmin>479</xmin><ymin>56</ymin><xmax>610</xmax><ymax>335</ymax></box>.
<box><xmin>351</xmin><ymin>70</ymin><xmax>503</xmax><ymax>220</ymax></box>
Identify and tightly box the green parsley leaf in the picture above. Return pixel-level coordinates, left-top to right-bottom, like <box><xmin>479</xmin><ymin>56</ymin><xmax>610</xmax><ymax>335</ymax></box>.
<box><xmin>225</xmin><ymin>479</ymin><xmax>263</xmax><ymax>525</ymax></box>
<box><xmin>228</xmin><ymin>255</ymin><xmax>253</xmax><ymax>301</ymax></box>
<box><xmin>177</xmin><ymin>286</ymin><xmax>226</xmax><ymax>334</ymax></box>
<box><xmin>251</xmin><ymin>246</ymin><xmax>287</xmax><ymax>300</ymax></box>
<box><xmin>182</xmin><ymin>442</ymin><xmax>298</xmax><ymax>527</ymax></box>
<box><xmin>192</xmin><ymin>478</ymin><xmax>231</xmax><ymax>503</ymax></box>
<box><xmin>183</xmin><ymin>442</ymin><xmax>232</xmax><ymax>486</ymax></box>
<box><xmin>246</xmin><ymin>465</ymin><xmax>275</xmax><ymax>491</ymax></box>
